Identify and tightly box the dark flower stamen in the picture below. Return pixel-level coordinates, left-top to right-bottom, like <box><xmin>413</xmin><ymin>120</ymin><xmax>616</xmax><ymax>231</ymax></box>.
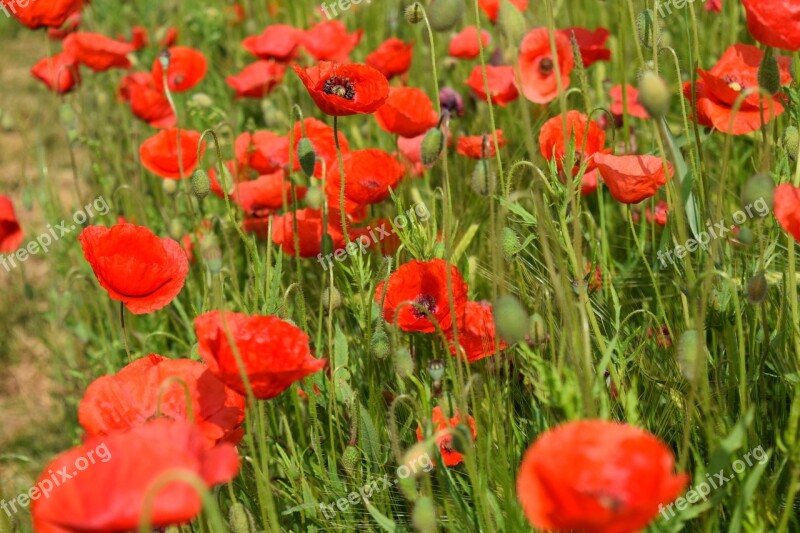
<box><xmin>539</xmin><ymin>57</ymin><xmax>554</xmax><ymax>75</ymax></box>
<box><xmin>323</xmin><ymin>75</ymin><xmax>356</xmax><ymax>100</ymax></box>
<box><xmin>412</xmin><ymin>294</ymin><xmax>438</xmax><ymax>319</ymax></box>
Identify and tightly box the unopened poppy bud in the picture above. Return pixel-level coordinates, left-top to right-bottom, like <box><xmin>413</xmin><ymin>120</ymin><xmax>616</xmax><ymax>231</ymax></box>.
<box><xmin>638</xmin><ymin>70</ymin><xmax>671</xmax><ymax>118</ymax></box>
<box><xmin>228</xmin><ymin>503</ymin><xmax>257</xmax><ymax>533</ymax></box>
<box><xmin>322</xmin><ymin>286</ymin><xmax>342</xmax><ymax>311</ymax></box>
<box><xmin>190</xmin><ymin>93</ymin><xmax>214</xmax><ymax>109</ymax></box>
<box><xmin>741</xmin><ymin>173</ymin><xmax>775</xmax><ymax>210</ymax></box>
<box><xmin>305</xmin><ymin>186</ymin><xmax>325</xmax><ymax>209</ymax></box>
<box><xmin>394</xmin><ymin>347</ymin><xmax>415</xmax><ymax>378</ymax></box>
<box><xmin>297</xmin><ymin>137</ymin><xmax>317</xmax><ymax>178</ymax></box>
<box><xmin>470</xmin><ymin>160</ymin><xmax>494</xmax><ymax>196</ymax></box>
<box><xmin>498</xmin><ymin>0</ymin><xmax>526</xmax><ymax>46</ymax></box>
<box><xmin>736</xmin><ymin>226</ymin><xmax>754</xmax><ymax>246</ymax></box>
<box><xmin>502</xmin><ymin>226</ymin><xmax>522</xmax><ymax>260</ymax></box>
<box><xmin>201</xmin><ymin>235</ymin><xmax>223</xmax><ymax>273</ymax></box>
<box><xmin>341</xmin><ymin>445</ymin><xmax>360</xmax><ymax>476</ymax></box>
<box><xmin>412</xmin><ymin>497</ymin><xmax>436</xmax><ymax>533</ymax></box>
<box><xmin>677</xmin><ymin>329</ymin><xmax>702</xmax><ymax>382</ymax></box>
<box><xmin>746</xmin><ymin>272</ymin><xmax>768</xmax><ymax>304</ymax></box>
<box><xmin>168</xmin><ymin>219</ymin><xmax>184</xmax><ymax>240</ymax></box>
<box><xmin>402</xmin><ymin>442</ymin><xmax>432</xmax><ymax>479</ymax></box>
<box><xmin>427</xmin><ymin>359</ymin><xmax>445</xmax><ymax>381</ymax></box>
<box><xmin>758</xmin><ymin>52</ymin><xmax>781</xmax><ymax>95</ymax></box>
<box><xmin>783</xmin><ymin>126</ymin><xmax>799</xmax><ymax>160</ymax></box>
<box><xmin>493</xmin><ymin>296</ymin><xmax>529</xmax><ymax>343</ymax></box>
<box><xmin>371</xmin><ymin>328</ymin><xmax>390</xmax><ymax>359</ymax></box>
<box><xmin>428</xmin><ymin>0</ymin><xmax>463</xmax><ymax>32</ymax></box>
<box><xmin>191</xmin><ymin>168</ymin><xmax>211</xmax><ymax>199</ymax></box>
<box><xmin>421</xmin><ymin>127</ymin><xmax>445</xmax><ymax>165</ymax></box>
<box><xmin>636</xmin><ymin>9</ymin><xmax>661</xmax><ymax>49</ymax></box>
<box><xmin>162</xmin><ymin>179</ymin><xmax>179</xmax><ymax>196</ymax></box>
<box><xmin>405</xmin><ymin>2</ymin><xmax>424</xmax><ymax>24</ymax></box>
<box><xmin>528</xmin><ymin>313</ymin><xmax>547</xmax><ymax>344</ymax></box>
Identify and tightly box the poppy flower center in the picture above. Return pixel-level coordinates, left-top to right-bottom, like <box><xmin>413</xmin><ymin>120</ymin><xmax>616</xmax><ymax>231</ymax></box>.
<box><xmin>361</xmin><ymin>179</ymin><xmax>382</xmax><ymax>189</ymax></box>
<box><xmin>539</xmin><ymin>57</ymin><xmax>554</xmax><ymax>75</ymax></box>
<box><xmin>722</xmin><ymin>74</ymin><xmax>744</xmax><ymax>92</ymax></box>
<box><xmin>323</xmin><ymin>75</ymin><xmax>356</xmax><ymax>100</ymax></box>
<box><xmin>411</xmin><ymin>293</ymin><xmax>438</xmax><ymax>319</ymax></box>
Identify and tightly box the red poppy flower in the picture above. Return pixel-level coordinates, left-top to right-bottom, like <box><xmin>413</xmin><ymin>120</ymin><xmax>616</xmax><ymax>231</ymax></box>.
<box><xmin>47</xmin><ymin>12</ymin><xmax>81</xmax><ymax>40</ymax></box>
<box><xmin>741</xmin><ymin>0</ymin><xmax>800</xmax><ymax>51</ymax></box>
<box><xmin>539</xmin><ymin>111</ymin><xmax>607</xmax><ymax>174</ymax></box>
<box><xmin>227</xmin><ymin>60</ymin><xmax>286</xmax><ymax>99</ymax></box>
<box><xmin>517</xmin><ymin>420</ymin><xmax>688</xmax><ymax>533</ymax></box>
<box><xmin>31</xmin><ymin>53</ymin><xmax>80</xmax><ymax>94</ymax></box>
<box><xmin>235</xmin><ymin>170</ymin><xmax>304</xmax><ymax>213</ymax></box>
<box><xmin>293</xmin><ymin>62</ymin><xmax>389</xmax><ymax>117</ymax></box>
<box><xmin>79</xmin><ymin>223</ymin><xmax>189</xmax><ymax>314</ymax></box>
<box><xmin>366</xmin><ymin>38</ymin><xmax>414</xmax><ymax>80</ymax></box>
<box><xmin>0</xmin><ymin>195</ymin><xmax>23</xmax><ymax>253</ymax></box>
<box><xmin>375</xmin><ymin>87</ymin><xmax>439</xmax><ymax>138</ymax></box>
<box><xmin>610</xmin><ymin>84</ymin><xmax>650</xmax><ymax>119</ymax></box>
<box><xmin>594</xmin><ymin>153</ymin><xmax>672</xmax><ymax>204</ymax></box>
<box><xmin>397</xmin><ymin>133</ymin><xmax>429</xmax><ymax>177</ymax></box>
<box><xmin>195</xmin><ymin>311</ymin><xmax>326</xmax><ymax>399</ymax></box>
<box><xmin>326</xmin><ymin>149</ymin><xmax>406</xmax><ymax>207</ymax></box>
<box><xmin>269</xmin><ymin>207</ymin><xmax>352</xmax><ymax>257</ymax></box>
<box><xmin>581</xmin><ymin>169</ymin><xmax>599</xmax><ymax>195</ymax></box>
<box><xmin>31</xmin><ymin>420</ymin><xmax>240</xmax><ymax>533</ymax></box>
<box><xmin>303</xmin><ymin>20</ymin><xmax>363</xmax><ymax>62</ymax></box>
<box><xmin>457</xmin><ymin>129</ymin><xmax>506</xmax><ymax>159</ymax></box>
<box><xmin>152</xmin><ymin>46</ymin><xmax>208</xmax><ymax>93</ymax></box>
<box><xmin>478</xmin><ymin>0</ymin><xmax>528</xmax><ymax>23</ymax></box>
<box><xmin>449</xmin><ymin>26</ymin><xmax>491</xmax><ymax>59</ymax></box>
<box><xmin>158</xmin><ymin>26</ymin><xmax>179</xmax><ymax>47</ymax></box>
<box><xmin>648</xmin><ymin>325</ymin><xmax>673</xmax><ymax>348</ymax></box>
<box><xmin>63</xmin><ymin>32</ymin><xmax>135</xmax><ymax>72</ymax></box>
<box><xmin>774</xmin><ymin>184</ymin><xmax>800</xmax><ymax>241</ymax></box>
<box><xmin>466</xmin><ymin>65</ymin><xmax>519</xmax><ymax>106</ymax></box>
<box><xmin>235</xmin><ymin>131</ymin><xmax>290</xmax><ymax>174</ymax></box>
<box><xmin>140</xmin><ymin>128</ymin><xmax>205</xmax><ymax>179</ymax></box>
<box><xmin>242</xmin><ymin>24</ymin><xmax>304</xmax><ymax>61</ymax></box>
<box><xmin>3</xmin><ymin>0</ymin><xmax>82</xmax><ymax>29</ymax></box>
<box><xmin>518</xmin><ymin>28</ymin><xmax>573</xmax><ymax>104</ymax></box>
<box><xmin>447</xmin><ymin>301</ymin><xmax>507</xmax><ymax>362</ymax></box>
<box><xmin>705</xmin><ymin>0</ymin><xmax>722</xmax><ymax>13</ymax></box>
<box><xmin>118</xmin><ymin>72</ymin><xmax>176</xmax><ymax>128</ymax></box>
<box><xmin>375</xmin><ymin>259</ymin><xmax>468</xmax><ymax>333</ymax></box>
<box><xmin>646</xmin><ymin>200</ymin><xmax>669</xmax><ymax>226</ymax></box>
<box><xmin>683</xmin><ymin>44</ymin><xmax>792</xmax><ymax>135</ymax></box>
<box><xmin>558</xmin><ymin>27</ymin><xmax>611</xmax><ymax>67</ymax></box>
<box><xmin>128</xmin><ymin>26</ymin><xmax>149</xmax><ymax>50</ymax></box>
<box><xmin>290</xmin><ymin>118</ymin><xmax>350</xmax><ymax>177</ymax></box>
<box><xmin>416</xmin><ymin>406</ymin><xmax>477</xmax><ymax>467</ymax></box>
<box><xmin>79</xmin><ymin>354</ymin><xmax>245</xmax><ymax>449</ymax></box>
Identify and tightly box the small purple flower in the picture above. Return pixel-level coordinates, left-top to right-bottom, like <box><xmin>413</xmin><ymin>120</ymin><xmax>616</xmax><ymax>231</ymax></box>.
<box><xmin>440</xmin><ymin>87</ymin><xmax>464</xmax><ymax>117</ymax></box>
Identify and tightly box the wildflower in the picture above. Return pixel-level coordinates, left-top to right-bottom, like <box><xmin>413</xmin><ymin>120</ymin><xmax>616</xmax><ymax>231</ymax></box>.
<box><xmin>293</xmin><ymin>62</ymin><xmax>389</xmax><ymax>117</ymax></box>
<box><xmin>139</xmin><ymin>128</ymin><xmax>206</xmax><ymax>179</ymax></box>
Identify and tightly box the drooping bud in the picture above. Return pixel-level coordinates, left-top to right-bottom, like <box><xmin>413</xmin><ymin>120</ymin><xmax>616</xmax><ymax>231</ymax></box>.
<box><xmin>502</xmin><ymin>226</ymin><xmax>522</xmax><ymax>261</ymax></box>
<box><xmin>394</xmin><ymin>347</ymin><xmax>415</xmax><ymax>378</ymax></box>
<box><xmin>401</xmin><ymin>442</ymin><xmax>432</xmax><ymax>479</ymax></box>
<box><xmin>758</xmin><ymin>52</ymin><xmax>781</xmax><ymax>95</ymax></box>
<box><xmin>493</xmin><ymin>296</ymin><xmax>529</xmax><ymax>343</ymax></box>
<box><xmin>322</xmin><ymin>286</ymin><xmax>342</xmax><ymax>311</ymax></box>
<box><xmin>405</xmin><ymin>2</ymin><xmax>424</xmax><ymax>24</ymax></box>
<box><xmin>636</xmin><ymin>9</ymin><xmax>661</xmax><ymax>49</ymax></box>
<box><xmin>421</xmin><ymin>127</ymin><xmax>445</xmax><ymax>165</ymax></box>
<box><xmin>341</xmin><ymin>445</ymin><xmax>360</xmax><ymax>476</ymax></box>
<box><xmin>191</xmin><ymin>168</ymin><xmax>211</xmax><ymax>199</ymax></box>
<box><xmin>497</xmin><ymin>0</ymin><xmax>526</xmax><ymax>46</ymax></box>
<box><xmin>782</xmin><ymin>126</ymin><xmax>799</xmax><ymax>160</ymax></box>
<box><xmin>304</xmin><ymin>186</ymin><xmax>325</xmax><ymax>209</ymax></box>
<box><xmin>228</xmin><ymin>502</ymin><xmax>257</xmax><ymax>533</ymax></box>
<box><xmin>746</xmin><ymin>272</ymin><xmax>768</xmax><ymax>304</ymax></box>
<box><xmin>427</xmin><ymin>0</ymin><xmax>463</xmax><ymax>32</ymax></box>
<box><xmin>741</xmin><ymin>173</ymin><xmax>775</xmax><ymax>210</ymax></box>
<box><xmin>297</xmin><ymin>137</ymin><xmax>317</xmax><ymax>178</ymax></box>
<box><xmin>371</xmin><ymin>328</ymin><xmax>390</xmax><ymax>359</ymax></box>
<box><xmin>412</xmin><ymin>497</ymin><xmax>436</xmax><ymax>533</ymax></box>
<box><xmin>638</xmin><ymin>70</ymin><xmax>671</xmax><ymax>118</ymax></box>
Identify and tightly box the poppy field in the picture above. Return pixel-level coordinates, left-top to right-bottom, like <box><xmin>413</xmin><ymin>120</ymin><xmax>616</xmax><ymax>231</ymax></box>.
<box><xmin>2</xmin><ymin>0</ymin><xmax>800</xmax><ymax>531</ymax></box>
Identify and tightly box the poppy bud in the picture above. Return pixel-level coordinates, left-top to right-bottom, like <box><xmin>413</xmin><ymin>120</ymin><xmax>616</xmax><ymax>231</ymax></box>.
<box><xmin>427</xmin><ymin>359</ymin><xmax>445</xmax><ymax>381</ymax></box>
<box><xmin>421</xmin><ymin>127</ymin><xmax>445</xmax><ymax>165</ymax></box>
<box><xmin>493</xmin><ymin>295</ymin><xmax>529</xmax><ymax>343</ymax></box>
<box><xmin>304</xmin><ymin>186</ymin><xmax>325</xmax><ymax>210</ymax></box>
<box><xmin>637</xmin><ymin>70</ymin><xmax>671</xmax><ymax>119</ymax></box>
<box><xmin>502</xmin><ymin>226</ymin><xmax>522</xmax><ymax>261</ymax></box>
<box><xmin>471</xmin><ymin>160</ymin><xmax>496</xmax><ymax>196</ymax></box>
<box><xmin>676</xmin><ymin>329</ymin><xmax>702</xmax><ymax>382</ymax></box>
<box><xmin>528</xmin><ymin>313</ymin><xmax>547</xmax><ymax>344</ymax></box>
<box><xmin>191</xmin><ymin>168</ymin><xmax>211</xmax><ymax>199</ymax></box>
<box><xmin>297</xmin><ymin>137</ymin><xmax>317</xmax><ymax>178</ymax></box>
<box><xmin>498</xmin><ymin>0</ymin><xmax>526</xmax><ymax>46</ymax></box>
<box><xmin>218</xmin><ymin>164</ymin><xmax>235</xmax><ymax>196</ymax></box>
<box><xmin>428</xmin><ymin>0</ymin><xmax>463</xmax><ymax>32</ymax></box>
<box><xmin>412</xmin><ymin>497</ymin><xmax>436</xmax><ymax>533</ymax></box>
<box><xmin>190</xmin><ymin>93</ymin><xmax>214</xmax><ymax>109</ymax></box>
<box><xmin>736</xmin><ymin>226</ymin><xmax>754</xmax><ymax>246</ymax></box>
<box><xmin>394</xmin><ymin>346</ymin><xmax>415</xmax><ymax>378</ymax></box>
<box><xmin>746</xmin><ymin>272</ymin><xmax>768</xmax><ymax>304</ymax></box>
<box><xmin>636</xmin><ymin>9</ymin><xmax>661</xmax><ymax>49</ymax></box>
<box><xmin>322</xmin><ymin>286</ymin><xmax>342</xmax><ymax>311</ymax></box>
<box><xmin>758</xmin><ymin>52</ymin><xmax>781</xmax><ymax>95</ymax></box>
<box><xmin>405</xmin><ymin>2</ymin><xmax>424</xmax><ymax>24</ymax></box>
<box><xmin>402</xmin><ymin>442</ymin><xmax>432</xmax><ymax>479</ymax></box>
<box><xmin>162</xmin><ymin>179</ymin><xmax>179</xmax><ymax>196</ymax></box>
<box><xmin>201</xmin><ymin>235</ymin><xmax>223</xmax><ymax>274</ymax></box>
<box><xmin>371</xmin><ymin>328</ymin><xmax>390</xmax><ymax>359</ymax></box>
<box><xmin>168</xmin><ymin>219</ymin><xmax>184</xmax><ymax>240</ymax></box>
<box><xmin>783</xmin><ymin>126</ymin><xmax>799</xmax><ymax>160</ymax></box>
<box><xmin>741</xmin><ymin>173</ymin><xmax>775</xmax><ymax>210</ymax></box>
<box><xmin>228</xmin><ymin>503</ymin><xmax>257</xmax><ymax>533</ymax></box>
<box><xmin>341</xmin><ymin>445</ymin><xmax>360</xmax><ymax>476</ymax></box>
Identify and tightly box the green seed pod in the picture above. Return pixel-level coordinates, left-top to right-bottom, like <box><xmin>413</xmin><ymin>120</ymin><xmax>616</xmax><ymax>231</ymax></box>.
<box><xmin>497</xmin><ymin>0</ymin><xmax>526</xmax><ymax>46</ymax></box>
<box><xmin>228</xmin><ymin>503</ymin><xmax>257</xmax><ymax>533</ymax></box>
<box><xmin>191</xmin><ymin>93</ymin><xmax>214</xmax><ymax>109</ymax></box>
<box><xmin>502</xmin><ymin>226</ymin><xmax>522</xmax><ymax>261</ymax></box>
<box><xmin>322</xmin><ymin>286</ymin><xmax>342</xmax><ymax>311</ymax></box>
<box><xmin>168</xmin><ymin>219</ymin><xmax>184</xmax><ymax>240</ymax></box>
<box><xmin>305</xmin><ymin>186</ymin><xmax>325</xmax><ymax>209</ymax></box>
<box><xmin>412</xmin><ymin>497</ymin><xmax>436</xmax><ymax>533</ymax></box>
<box><xmin>783</xmin><ymin>126</ymin><xmax>799</xmax><ymax>160</ymax></box>
<box><xmin>493</xmin><ymin>296</ymin><xmax>529</xmax><ymax>343</ymax></box>
<box><xmin>420</xmin><ymin>127</ymin><xmax>444</xmax><ymax>165</ymax></box>
<box><xmin>394</xmin><ymin>346</ymin><xmax>415</xmax><ymax>378</ymax></box>
<box><xmin>341</xmin><ymin>445</ymin><xmax>360</xmax><ymax>476</ymax></box>
<box><xmin>638</xmin><ymin>70</ymin><xmax>671</xmax><ymax>118</ymax></box>
<box><xmin>427</xmin><ymin>0</ymin><xmax>463</xmax><ymax>32</ymax></box>
<box><xmin>528</xmin><ymin>312</ymin><xmax>547</xmax><ymax>344</ymax></box>
<box><xmin>405</xmin><ymin>2</ymin><xmax>424</xmax><ymax>24</ymax></box>
<box><xmin>758</xmin><ymin>52</ymin><xmax>781</xmax><ymax>95</ymax></box>
<box><xmin>746</xmin><ymin>272</ymin><xmax>768</xmax><ymax>304</ymax></box>
<box><xmin>736</xmin><ymin>226</ymin><xmax>754</xmax><ymax>246</ymax></box>
<box><xmin>677</xmin><ymin>329</ymin><xmax>702</xmax><ymax>382</ymax></box>
<box><xmin>162</xmin><ymin>178</ymin><xmax>179</xmax><ymax>196</ymax></box>
<box><xmin>371</xmin><ymin>328</ymin><xmax>390</xmax><ymax>359</ymax></box>
<box><xmin>470</xmin><ymin>160</ymin><xmax>494</xmax><ymax>196</ymax></box>
<box><xmin>427</xmin><ymin>359</ymin><xmax>445</xmax><ymax>381</ymax></box>
<box><xmin>191</xmin><ymin>169</ymin><xmax>211</xmax><ymax>199</ymax></box>
<box><xmin>636</xmin><ymin>9</ymin><xmax>661</xmax><ymax>49</ymax></box>
<box><xmin>297</xmin><ymin>137</ymin><xmax>317</xmax><ymax>178</ymax></box>
<box><xmin>741</xmin><ymin>173</ymin><xmax>775</xmax><ymax>210</ymax></box>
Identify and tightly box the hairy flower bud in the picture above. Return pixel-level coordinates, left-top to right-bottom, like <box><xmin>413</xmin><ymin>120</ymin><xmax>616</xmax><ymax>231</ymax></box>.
<box><xmin>191</xmin><ymin>168</ymin><xmax>211</xmax><ymax>199</ymax></box>
<box><xmin>428</xmin><ymin>0</ymin><xmax>463</xmax><ymax>32</ymax></box>
<box><xmin>493</xmin><ymin>296</ymin><xmax>529</xmax><ymax>343</ymax></box>
<box><xmin>638</xmin><ymin>70</ymin><xmax>671</xmax><ymax>118</ymax></box>
<box><xmin>297</xmin><ymin>137</ymin><xmax>317</xmax><ymax>178</ymax></box>
<box><xmin>758</xmin><ymin>52</ymin><xmax>781</xmax><ymax>95</ymax></box>
<box><xmin>421</xmin><ymin>127</ymin><xmax>445</xmax><ymax>165</ymax></box>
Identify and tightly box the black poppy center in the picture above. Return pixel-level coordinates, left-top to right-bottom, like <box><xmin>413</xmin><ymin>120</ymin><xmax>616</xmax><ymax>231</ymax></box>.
<box><xmin>323</xmin><ymin>75</ymin><xmax>356</xmax><ymax>100</ymax></box>
<box><xmin>412</xmin><ymin>294</ymin><xmax>438</xmax><ymax>319</ymax></box>
<box><xmin>539</xmin><ymin>57</ymin><xmax>554</xmax><ymax>75</ymax></box>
